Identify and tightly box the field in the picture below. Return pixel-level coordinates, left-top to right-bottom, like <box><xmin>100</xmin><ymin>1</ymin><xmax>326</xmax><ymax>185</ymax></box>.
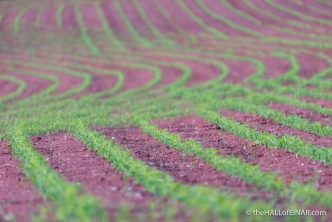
<box><xmin>0</xmin><ymin>0</ymin><xmax>332</xmax><ymax>221</ymax></box>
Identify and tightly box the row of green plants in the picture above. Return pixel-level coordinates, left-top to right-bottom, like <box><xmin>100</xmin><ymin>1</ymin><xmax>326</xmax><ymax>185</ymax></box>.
<box><xmin>74</xmin><ymin>4</ymin><xmax>101</xmax><ymax>56</ymax></box>
<box><xmin>0</xmin><ymin>75</ymin><xmax>26</xmax><ymax>103</ymax></box>
<box><xmin>7</xmin><ymin>124</ymin><xmax>107</xmax><ymax>222</ymax></box>
<box><xmin>138</xmin><ymin>118</ymin><xmax>332</xmax><ymax>208</ymax></box>
<box><xmin>70</xmin><ymin>121</ymin><xmax>273</xmax><ymax>221</ymax></box>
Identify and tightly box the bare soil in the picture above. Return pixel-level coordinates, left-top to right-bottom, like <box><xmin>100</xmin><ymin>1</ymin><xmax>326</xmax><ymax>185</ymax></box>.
<box><xmin>154</xmin><ymin>116</ymin><xmax>332</xmax><ymax>192</ymax></box>
<box><xmin>0</xmin><ymin>141</ymin><xmax>44</xmax><ymax>222</ymax></box>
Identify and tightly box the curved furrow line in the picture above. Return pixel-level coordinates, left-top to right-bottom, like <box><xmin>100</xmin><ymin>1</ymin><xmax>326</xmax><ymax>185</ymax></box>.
<box><xmin>298</xmin><ymin>0</ymin><xmax>332</xmax><ymax>16</ymax></box>
<box><xmin>224</xmin><ymin>98</ymin><xmax>332</xmax><ymax>138</ymax></box>
<box><xmin>101</xmin><ymin>47</ymin><xmax>263</xmax><ymax>86</ymax></box>
<box><xmin>113</xmin><ymin>0</ymin><xmax>152</xmax><ymax>47</ymax></box>
<box><xmin>0</xmin><ymin>54</ymin><xmax>84</xmax><ymax>97</ymax></box>
<box><xmin>70</xmin><ymin>123</ymin><xmax>274</xmax><ymax>221</ymax></box>
<box><xmin>174</xmin><ymin>0</ymin><xmax>229</xmax><ymax>39</ymax></box>
<box><xmin>215</xmin><ymin>0</ymin><xmax>332</xmax><ymax>40</ymax></box>
<box><xmin>37</xmin><ymin>48</ymin><xmax>191</xmax><ymax>86</ymax></box>
<box><xmin>187</xmin><ymin>35</ymin><xmax>332</xmax><ymax>56</ymax></box>
<box><xmin>120</xmin><ymin>0</ymin><xmax>156</xmax><ymax>42</ymax></box>
<box><xmin>99</xmin><ymin>0</ymin><xmax>131</xmax><ymax>45</ymax></box>
<box><xmin>222</xmin><ymin>109</ymin><xmax>332</xmax><ymax>148</ymax></box>
<box><xmin>61</xmin><ymin>3</ymin><xmax>78</xmax><ymax>31</ymax></box>
<box><xmin>31</xmin><ymin>50</ymin><xmax>159</xmax><ymax>92</ymax></box>
<box><xmin>94</xmin><ymin>1</ymin><xmax>124</xmax><ymax>48</ymax></box>
<box><xmin>318</xmin><ymin>0</ymin><xmax>332</xmax><ymax>8</ymax></box>
<box><xmin>74</xmin><ymin>3</ymin><xmax>101</xmax><ymax>56</ymax></box>
<box><xmin>269</xmin><ymin>103</ymin><xmax>332</xmax><ymax>128</ymax></box>
<box><xmin>124</xmin><ymin>47</ymin><xmax>261</xmax><ymax>84</ymax></box>
<box><xmin>79</xmin><ymin>2</ymin><xmax>102</xmax><ymax>30</ymax></box>
<box><xmin>0</xmin><ymin>75</ymin><xmax>26</xmax><ymax>103</ymax></box>
<box><xmin>149</xmin><ymin>117</ymin><xmax>332</xmax><ymax>206</ymax></box>
<box><xmin>187</xmin><ymin>1</ymin><xmax>246</xmax><ymax>37</ymax></box>
<box><xmin>285</xmin><ymin>0</ymin><xmax>332</xmax><ymax>20</ymax></box>
<box><xmin>31</xmin><ymin>132</ymin><xmax>191</xmax><ymax>221</ymax></box>
<box><xmin>0</xmin><ymin>8</ymin><xmax>17</xmax><ymax>32</ymax></box>
<box><xmin>32</xmin><ymin>6</ymin><xmax>43</xmax><ymax>30</ymax></box>
<box><xmin>265</xmin><ymin>0</ymin><xmax>332</xmax><ymax>27</ymax></box>
<box><xmin>182</xmin><ymin>86</ymin><xmax>332</xmax><ymax>144</ymax></box>
<box><xmin>0</xmin><ymin>54</ymin><xmax>90</xmax><ymax>107</ymax></box>
<box><xmin>13</xmin><ymin>6</ymin><xmax>34</xmax><ymax>34</ymax></box>
<box><xmin>213</xmin><ymin>0</ymin><xmax>329</xmax><ymax>42</ymax></box>
<box><xmin>35</xmin><ymin>49</ymin><xmax>196</xmax><ymax>97</ymax></box>
<box><xmin>0</xmin><ymin>51</ymin><xmax>162</xmax><ymax>113</ymax></box>
<box><xmin>179</xmin><ymin>44</ymin><xmax>332</xmax><ymax>96</ymax></box>
<box><xmin>140</xmin><ymin>0</ymin><xmax>182</xmax><ymax>39</ymax></box>
<box><xmin>100</xmin><ymin>127</ymin><xmax>275</xmax><ymax>201</ymax></box>
<box><xmin>20</xmin><ymin>7</ymin><xmax>38</xmax><ymax>32</ymax></box>
<box><xmin>56</xmin><ymin>3</ymin><xmax>64</xmax><ymax>29</ymax></box>
<box><xmin>0</xmin><ymin>66</ymin><xmax>53</xmax><ymax>101</ymax></box>
<box><xmin>243</xmin><ymin>0</ymin><xmax>331</xmax><ymax>34</ymax></box>
<box><xmin>197</xmin><ymin>108</ymin><xmax>332</xmax><ymax>166</ymax></box>
<box><xmin>38</xmin><ymin>4</ymin><xmax>58</xmax><ymax>31</ymax></box>
<box><xmin>151</xmin><ymin>0</ymin><xmax>192</xmax><ymax>35</ymax></box>
<box><xmin>131</xmin><ymin>0</ymin><xmax>175</xmax><ymax>47</ymax></box>
<box><xmin>268</xmin><ymin>1</ymin><xmax>332</xmax><ymax>25</ymax></box>
<box><xmin>1</xmin><ymin>1</ymin><xmax>332</xmax><ymax>221</ymax></box>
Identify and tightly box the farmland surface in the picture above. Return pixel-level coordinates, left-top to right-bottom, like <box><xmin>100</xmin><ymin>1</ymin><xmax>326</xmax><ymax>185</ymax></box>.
<box><xmin>0</xmin><ymin>0</ymin><xmax>332</xmax><ymax>221</ymax></box>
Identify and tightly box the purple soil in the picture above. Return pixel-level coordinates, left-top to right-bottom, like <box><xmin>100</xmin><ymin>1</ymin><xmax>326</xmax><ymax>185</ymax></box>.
<box><xmin>80</xmin><ymin>3</ymin><xmax>102</xmax><ymax>30</ymax></box>
<box><xmin>42</xmin><ymin>51</ymin><xmax>181</xmax><ymax>90</ymax></box>
<box><xmin>0</xmin><ymin>80</ymin><xmax>17</xmax><ymax>97</ymax></box>
<box><xmin>158</xmin><ymin>0</ymin><xmax>204</xmax><ymax>34</ymax></box>
<box><xmin>183</xmin><ymin>61</ymin><xmax>220</xmax><ymax>87</ymax></box>
<box><xmin>100</xmin><ymin>1</ymin><xmax>128</xmax><ymax>38</ymax></box>
<box><xmin>53</xmin><ymin>73</ymin><xmax>83</xmax><ymax>95</ymax></box>
<box><xmin>0</xmin><ymin>141</ymin><xmax>44</xmax><ymax>222</ymax></box>
<box><xmin>302</xmin><ymin>97</ymin><xmax>332</xmax><ymax>109</ymax></box>
<box><xmin>21</xmin><ymin>8</ymin><xmax>37</xmax><ymax>31</ymax></box>
<box><xmin>261</xmin><ymin>55</ymin><xmax>291</xmax><ymax>79</ymax></box>
<box><xmin>129</xmin><ymin>49</ymin><xmax>256</xmax><ymax>84</ymax></box>
<box><xmin>230</xmin><ymin>0</ymin><xmax>328</xmax><ymax>36</ymax></box>
<box><xmin>75</xmin><ymin>72</ymin><xmax>118</xmax><ymax>99</ymax></box>
<box><xmin>132</xmin><ymin>52</ymin><xmax>221</xmax><ymax>86</ymax></box>
<box><xmin>154</xmin><ymin>116</ymin><xmax>332</xmax><ymax>192</ymax></box>
<box><xmin>62</xmin><ymin>4</ymin><xmax>78</xmax><ymax>30</ymax></box>
<box><xmin>224</xmin><ymin>60</ymin><xmax>256</xmax><ymax>83</ymax></box>
<box><xmin>13</xmin><ymin>64</ymin><xmax>83</xmax><ymax>95</ymax></box>
<box><xmin>120</xmin><ymin>0</ymin><xmax>152</xmax><ymax>39</ymax></box>
<box><xmin>10</xmin><ymin>73</ymin><xmax>50</xmax><ymax>100</ymax></box>
<box><xmin>277</xmin><ymin>0</ymin><xmax>332</xmax><ymax>21</ymax></box>
<box><xmin>298</xmin><ymin>54</ymin><xmax>329</xmax><ymax>79</ymax></box>
<box><xmin>324</xmin><ymin>49</ymin><xmax>332</xmax><ymax>58</ymax></box>
<box><xmin>270</xmin><ymin>103</ymin><xmax>332</xmax><ymax>127</ymax></box>
<box><xmin>0</xmin><ymin>10</ymin><xmax>17</xmax><ymax>31</ymax></box>
<box><xmin>159</xmin><ymin>66</ymin><xmax>184</xmax><ymax>86</ymax></box>
<box><xmin>221</xmin><ymin>110</ymin><xmax>332</xmax><ymax>148</ymax></box>
<box><xmin>183</xmin><ymin>0</ymin><xmax>247</xmax><ymax>37</ymax></box>
<box><xmin>39</xmin><ymin>5</ymin><xmax>57</xmax><ymax>31</ymax></box>
<box><xmin>140</xmin><ymin>0</ymin><xmax>178</xmax><ymax>33</ymax></box>
<box><xmin>24</xmin><ymin>52</ymin><xmax>156</xmax><ymax>93</ymax></box>
<box><xmin>305</xmin><ymin>0</ymin><xmax>332</xmax><ymax>14</ymax></box>
<box><xmin>251</xmin><ymin>0</ymin><xmax>331</xmax><ymax>30</ymax></box>
<box><xmin>32</xmin><ymin>133</ymin><xmax>155</xmax><ymax>218</ymax></box>
<box><xmin>96</xmin><ymin>64</ymin><xmax>155</xmax><ymax>92</ymax></box>
<box><xmin>202</xmin><ymin>0</ymin><xmax>304</xmax><ymax>39</ymax></box>
<box><xmin>98</xmin><ymin>127</ymin><xmax>272</xmax><ymax>201</ymax></box>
